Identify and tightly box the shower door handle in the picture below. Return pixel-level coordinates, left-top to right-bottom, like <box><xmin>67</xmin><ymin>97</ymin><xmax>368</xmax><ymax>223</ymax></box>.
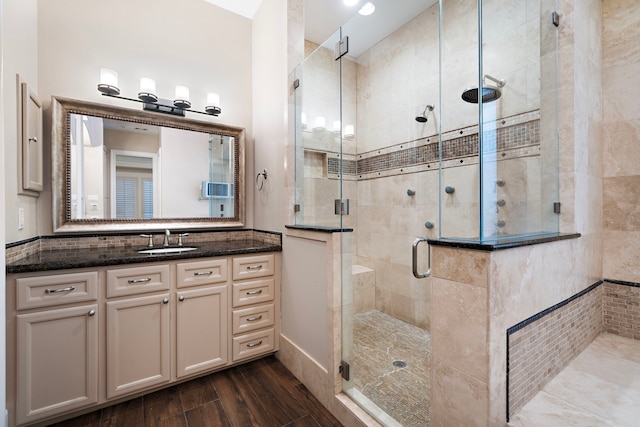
<box><xmin>412</xmin><ymin>237</ymin><xmax>431</xmax><ymax>279</ymax></box>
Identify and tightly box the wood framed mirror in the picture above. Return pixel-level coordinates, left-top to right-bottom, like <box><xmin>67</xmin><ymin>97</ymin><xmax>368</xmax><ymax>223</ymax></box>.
<box><xmin>51</xmin><ymin>96</ymin><xmax>245</xmax><ymax>233</ymax></box>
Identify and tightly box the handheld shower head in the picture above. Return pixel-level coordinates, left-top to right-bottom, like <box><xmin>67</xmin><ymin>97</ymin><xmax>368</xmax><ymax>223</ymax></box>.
<box><xmin>415</xmin><ymin>104</ymin><xmax>434</xmax><ymax>123</ymax></box>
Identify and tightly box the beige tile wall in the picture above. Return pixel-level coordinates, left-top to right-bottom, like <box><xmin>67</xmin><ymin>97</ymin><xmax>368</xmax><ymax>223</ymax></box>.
<box><xmin>602</xmin><ymin>0</ymin><xmax>640</xmax><ymax>284</ymax></box>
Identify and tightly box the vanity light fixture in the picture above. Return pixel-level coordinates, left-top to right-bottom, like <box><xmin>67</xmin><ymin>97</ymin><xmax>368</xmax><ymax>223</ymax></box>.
<box><xmin>96</xmin><ymin>68</ymin><xmax>222</xmax><ymax>117</ymax></box>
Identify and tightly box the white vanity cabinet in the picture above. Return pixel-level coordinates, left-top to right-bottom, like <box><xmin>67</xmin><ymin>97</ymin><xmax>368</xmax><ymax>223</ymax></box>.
<box><xmin>231</xmin><ymin>254</ymin><xmax>278</xmax><ymax>361</ymax></box>
<box><xmin>6</xmin><ymin>251</ymin><xmax>280</xmax><ymax>427</ymax></box>
<box><xmin>11</xmin><ymin>271</ymin><xmax>99</xmax><ymax>426</ymax></box>
<box><xmin>175</xmin><ymin>258</ymin><xmax>229</xmax><ymax>378</ymax></box>
<box><xmin>105</xmin><ymin>263</ymin><xmax>171</xmax><ymax>399</ymax></box>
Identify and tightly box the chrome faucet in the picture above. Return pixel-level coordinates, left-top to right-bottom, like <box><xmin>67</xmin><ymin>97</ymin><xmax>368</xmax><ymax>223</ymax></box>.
<box><xmin>163</xmin><ymin>229</ymin><xmax>171</xmax><ymax>247</ymax></box>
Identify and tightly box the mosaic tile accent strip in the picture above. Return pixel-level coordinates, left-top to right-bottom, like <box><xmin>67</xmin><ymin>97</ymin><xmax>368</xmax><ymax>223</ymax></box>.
<box><xmin>327</xmin><ymin>157</ymin><xmax>357</xmax><ymax>175</ymax></box>
<box><xmin>604</xmin><ymin>280</ymin><xmax>640</xmax><ymax>340</ymax></box>
<box><xmin>355</xmin><ymin>118</ymin><xmax>539</xmax><ymax>177</ymax></box>
<box><xmin>507</xmin><ymin>282</ymin><xmax>604</xmax><ymax>420</ymax></box>
<box><xmin>352</xmin><ymin>309</ymin><xmax>431</xmax><ymax>427</ymax></box>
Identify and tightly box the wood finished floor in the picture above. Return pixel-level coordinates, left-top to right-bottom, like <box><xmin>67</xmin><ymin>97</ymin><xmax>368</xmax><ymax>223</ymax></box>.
<box><xmin>49</xmin><ymin>356</ymin><xmax>343</xmax><ymax>427</ymax></box>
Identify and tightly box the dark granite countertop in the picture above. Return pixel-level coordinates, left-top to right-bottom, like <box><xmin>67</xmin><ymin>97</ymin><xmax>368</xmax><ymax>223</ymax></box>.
<box><xmin>6</xmin><ymin>239</ymin><xmax>282</xmax><ymax>274</ymax></box>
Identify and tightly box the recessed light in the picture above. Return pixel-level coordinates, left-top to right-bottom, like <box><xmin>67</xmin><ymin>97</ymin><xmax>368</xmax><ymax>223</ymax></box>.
<box><xmin>343</xmin><ymin>0</ymin><xmax>359</xmax><ymax>6</ymax></box>
<box><xmin>359</xmin><ymin>2</ymin><xmax>375</xmax><ymax>15</ymax></box>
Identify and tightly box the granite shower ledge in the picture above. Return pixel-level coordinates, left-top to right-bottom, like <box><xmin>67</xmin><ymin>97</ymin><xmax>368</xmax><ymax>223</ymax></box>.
<box><xmin>428</xmin><ymin>232</ymin><xmax>581</xmax><ymax>251</ymax></box>
<box><xmin>6</xmin><ymin>239</ymin><xmax>282</xmax><ymax>274</ymax></box>
<box><xmin>285</xmin><ymin>225</ymin><xmax>354</xmax><ymax>233</ymax></box>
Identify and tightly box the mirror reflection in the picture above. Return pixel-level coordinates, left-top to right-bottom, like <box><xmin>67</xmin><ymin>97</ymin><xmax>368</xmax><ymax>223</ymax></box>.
<box><xmin>69</xmin><ymin>114</ymin><xmax>236</xmax><ymax>220</ymax></box>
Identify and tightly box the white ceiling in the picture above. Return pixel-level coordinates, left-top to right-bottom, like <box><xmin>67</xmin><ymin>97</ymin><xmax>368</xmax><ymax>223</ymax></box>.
<box><xmin>202</xmin><ymin>0</ymin><xmax>264</xmax><ymax>19</ymax></box>
<box><xmin>204</xmin><ymin>0</ymin><xmax>437</xmax><ymax>58</ymax></box>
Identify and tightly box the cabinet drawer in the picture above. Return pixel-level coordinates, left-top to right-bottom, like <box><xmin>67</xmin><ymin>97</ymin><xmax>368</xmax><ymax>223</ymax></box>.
<box><xmin>232</xmin><ymin>254</ymin><xmax>274</xmax><ymax>280</ymax></box>
<box><xmin>16</xmin><ymin>271</ymin><xmax>98</xmax><ymax>310</ymax></box>
<box><xmin>177</xmin><ymin>258</ymin><xmax>228</xmax><ymax>288</ymax></box>
<box><xmin>232</xmin><ymin>329</ymin><xmax>275</xmax><ymax>362</ymax></box>
<box><xmin>106</xmin><ymin>264</ymin><xmax>170</xmax><ymax>298</ymax></box>
<box><xmin>232</xmin><ymin>303</ymin><xmax>275</xmax><ymax>335</ymax></box>
<box><xmin>232</xmin><ymin>278</ymin><xmax>274</xmax><ymax>307</ymax></box>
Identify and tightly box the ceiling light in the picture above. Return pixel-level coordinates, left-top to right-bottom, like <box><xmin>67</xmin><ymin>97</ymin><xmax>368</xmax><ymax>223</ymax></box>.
<box><xmin>359</xmin><ymin>2</ymin><xmax>375</xmax><ymax>15</ymax></box>
<box><xmin>343</xmin><ymin>0</ymin><xmax>359</xmax><ymax>6</ymax></box>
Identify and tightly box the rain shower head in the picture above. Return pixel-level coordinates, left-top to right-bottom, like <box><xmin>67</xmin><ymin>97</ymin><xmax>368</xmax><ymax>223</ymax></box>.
<box><xmin>415</xmin><ymin>104</ymin><xmax>434</xmax><ymax>122</ymax></box>
<box><xmin>461</xmin><ymin>74</ymin><xmax>506</xmax><ymax>104</ymax></box>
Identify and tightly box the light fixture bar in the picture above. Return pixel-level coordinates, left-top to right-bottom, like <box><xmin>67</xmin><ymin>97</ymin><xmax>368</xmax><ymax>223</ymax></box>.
<box><xmin>100</xmin><ymin>92</ymin><xmax>221</xmax><ymax>117</ymax></box>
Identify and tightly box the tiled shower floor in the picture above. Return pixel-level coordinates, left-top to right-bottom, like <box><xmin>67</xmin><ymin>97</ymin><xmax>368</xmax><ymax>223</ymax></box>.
<box><xmin>509</xmin><ymin>333</ymin><xmax>640</xmax><ymax>426</ymax></box>
<box><xmin>351</xmin><ymin>310</ymin><xmax>431</xmax><ymax>426</ymax></box>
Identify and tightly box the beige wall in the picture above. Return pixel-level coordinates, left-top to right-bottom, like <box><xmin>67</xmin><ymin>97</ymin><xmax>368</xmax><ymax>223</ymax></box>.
<box><xmin>3</xmin><ymin>0</ymin><xmax>39</xmax><ymax>243</ymax></box>
<box><xmin>602</xmin><ymin>0</ymin><xmax>640</xmax><ymax>283</ymax></box>
<box><xmin>251</xmin><ymin>0</ymin><xmax>288</xmax><ymax>232</ymax></box>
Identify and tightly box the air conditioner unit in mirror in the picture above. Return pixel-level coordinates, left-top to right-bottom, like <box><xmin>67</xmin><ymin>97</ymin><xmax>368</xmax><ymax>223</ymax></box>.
<box><xmin>201</xmin><ymin>181</ymin><xmax>232</xmax><ymax>199</ymax></box>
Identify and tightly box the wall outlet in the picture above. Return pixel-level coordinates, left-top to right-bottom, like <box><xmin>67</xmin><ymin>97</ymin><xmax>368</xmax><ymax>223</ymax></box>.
<box><xmin>18</xmin><ymin>208</ymin><xmax>25</xmax><ymax>230</ymax></box>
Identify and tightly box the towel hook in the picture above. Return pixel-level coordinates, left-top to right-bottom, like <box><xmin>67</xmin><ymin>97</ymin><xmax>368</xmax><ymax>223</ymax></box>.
<box><xmin>256</xmin><ymin>169</ymin><xmax>268</xmax><ymax>191</ymax></box>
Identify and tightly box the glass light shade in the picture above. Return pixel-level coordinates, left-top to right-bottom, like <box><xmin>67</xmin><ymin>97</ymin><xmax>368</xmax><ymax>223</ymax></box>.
<box><xmin>359</xmin><ymin>2</ymin><xmax>375</xmax><ymax>15</ymax></box>
<box><xmin>343</xmin><ymin>0</ymin><xmax>359</xmax><ymax>6</ymax></box>
<box><xmin>97</xmin><ymin>68</ymin><xmax>120</xmax><ymax>95</ymax></box>
<box><xmin>206</xmin><ymin>92</ymin><xmax>221</xmax><ymax>108</ymax></box>
<box><xmin>175</xmin><ymin>85</ymin><xmax>190</xmax><ymax>101</ymax></box>
<box><xmin>314</xmin><ymin>116</ymin><xmax>326</xmax><ymax>129</ymax></box>
<box><xmin>344</xmin><ymin>124</ymin><xmax>355</xmax><ymax>137</ymax></box>
<box><xmin>173</xmin><ymin>85</ymin><xmax>191</xmax><ymax>109</ymax></box>
<box><xmin>139</xmin><ymin>77</ymin><xmax>156</xmax><ymax>93</ymax></box>
<box><xmin>138</xmin><ymin>77</ymin><xmax>158</xmax><ymax>103</ymax></box>
<box><xmin>100</xmin><ymin>68</ymin><xmax>118</xmax><ymax>86</ymax></box>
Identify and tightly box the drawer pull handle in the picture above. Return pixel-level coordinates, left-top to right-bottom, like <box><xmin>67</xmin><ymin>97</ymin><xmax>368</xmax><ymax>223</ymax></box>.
<box><xmin>247</xmin><ymin>315</ymin><xmax>263</xmax><ymax>322</ymax></box>
<box><xmin>45</xmin><ymin>286</ymin><xmax>75</xmax><ymax>294</ymax></box>
<box><xmin>246</xmin><ymin>264</ymin><xmax>263</xmax><ymax>271</ymax></box>
<box><xmin>194</xmin><ymin>271</ymin><xmax>213</xmax><ymax>276</ymax></box>
<box><xmin>179</xmin><ymin>295</ymin><xmax>185</xmax><ymax>302</ymax></box>
<box><xmin>246</xmin><ymin>340</ymin><xmax>263</xmax><ymax>348</ymax></box>
<box><xmin>246</xmin><ymin>290</ymin><xmax>263</xmax><ymax>296</ymax></box>
<box><xmin>128</xmin><ymin>277</ymin><xmax>152</xmax><ymax>284</ymax></box>
<box><xmin>163</xmin><ymin>298</ymin><xmax>169</xmax><ymax>304</ymax></box>
<box><xmin>88</xmin><ymin>309</ymin><xmax>96</xmax><ymax>317</ymax></box>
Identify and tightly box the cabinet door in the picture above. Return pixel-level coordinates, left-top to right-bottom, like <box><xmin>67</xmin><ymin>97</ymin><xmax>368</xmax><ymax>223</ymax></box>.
<box><xmin>21</xmin><ymin>81</ymin><xmax>43</xmax><ymax>192</ymax></box>
<box><xmin>16</xmin><ymin>305</ymin><xmax>98</xmax><ymax>425</ymax></box>
<box><xmin>106</xmin><ymin>294</ymin><xmax>170</xmax><ymax>399</ymax></box>
<box><xmin>176</xmin><ymin>285</ymin><xmax>228</xmax><ymax>378</ymax></box>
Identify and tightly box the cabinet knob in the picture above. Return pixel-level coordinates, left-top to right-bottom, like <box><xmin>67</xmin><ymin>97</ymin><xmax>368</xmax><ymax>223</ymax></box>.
<box><xmin>162</xmin><ymin>298</ymin><xmax>169</xmax><ymax>304</ymax></box>
<box><xmin>88</xmin><ymin>309</ymin><xmax>96</xmax><ymax>317</ymax></box>
<box><xmin>179</xmin><ymin>295</ymin><xmax>185</xmax><ymax>302</ymax></box>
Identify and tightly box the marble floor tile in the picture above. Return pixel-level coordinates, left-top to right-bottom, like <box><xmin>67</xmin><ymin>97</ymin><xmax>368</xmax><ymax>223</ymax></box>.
<box><xmin>351</xmin><ymin>310</ymin><xmax>431</xmax><ymax>427</ymax></box>
<box><xmin>510</xmin><ymin>333</ymin><xmax>640</xmax><ymax>427</ymax></box>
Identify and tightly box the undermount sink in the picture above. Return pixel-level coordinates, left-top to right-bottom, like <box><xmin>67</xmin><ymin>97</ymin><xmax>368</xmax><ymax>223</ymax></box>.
<box><xmin>138</xmin><ymin>246</ymin><xmax>198</xmax><ymax>255</ymax></box>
